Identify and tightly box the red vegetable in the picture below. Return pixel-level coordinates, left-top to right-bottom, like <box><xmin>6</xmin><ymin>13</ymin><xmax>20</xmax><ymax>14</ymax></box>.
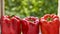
<box><xmin>2</xmin><ymin>15</ymin><xmax>10</xmax><ymax>18</ymax></box>
<box><xmin>2</xmin><ymin>16</ymin><xmax>21</xmax><ymax>34</ymax></box>
<box><xmin>2</xmin><ymin>16</ymin><xmax>11</xmax><ymax>34</ymax></box>
<box><xmin>11</xmin><ymin>16</ymin><xmax>21</xmax><ymax>34</ymax></box>
<box><xmin>40</xmin><ymin>14</ymin><xmax>59</xmax><ymax>34</ymax></box>
<box><xmin>22</xmin><ymin>16</ymin><xmax>39</xmax><ymax>34</ymax></box>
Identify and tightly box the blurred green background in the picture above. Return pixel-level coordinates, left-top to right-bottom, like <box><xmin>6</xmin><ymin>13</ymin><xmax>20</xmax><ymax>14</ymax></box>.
<box><xmin>5</xmin><ymin>0</ymin><xmax>58</xmax><ymax>18</ymax></box>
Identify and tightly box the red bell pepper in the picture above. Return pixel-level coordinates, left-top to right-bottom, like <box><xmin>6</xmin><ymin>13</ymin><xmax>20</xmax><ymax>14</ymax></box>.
<box><xmin>40</xmin><ymin>14</ymin><xmax>59</xmax><ymax>34</ymax></box>
<box><xmin>2</xmin><ymin>16</ymin><xmax>11</xmax><ymax>34</ymax></box>
<box><xmin>11</xmin><ymin>16</ymin><xmax>21</xmax><ymax>34</ymax></box>
<box><xmin>2</xmin><ymin>15</ymin><xmax>10</xmax><ymax>18</ymax></box>
<box><xmin>22</xmin><ymin>16</ymin><xmax>39</xmax><ymax>34</ymax></box>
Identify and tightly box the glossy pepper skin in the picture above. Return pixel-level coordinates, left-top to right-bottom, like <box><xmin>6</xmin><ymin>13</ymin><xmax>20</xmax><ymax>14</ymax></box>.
<box><xmin>2</xmin><ymin>16</ymin><xmax>11</xmax><ymax>34</ymax></box>
<box><xmin>59</xmin><ymin>20</ymin><xmax>60</xmax><ymax>34</ymax></box>
<box><xmin>2</xmin><ymin>16</ymin><xmax>10</xmax><ymax>18</ymax></box>
<box><xmin>11</xmin><ymin>16</ymin><xmax>21</xmax><ymax>34</ymax></box>
<box><xmin>1</xmin><ymin>15</ymin><xmax>10</xmax><ymax>24</ymax></box>
<box><xmin>40</xmin><ymin>14</ymin><xmax>59</xmax><ymax>34</ymax></box>
<box><xmin>21</xmin><ymin>16</ymin><xmax>39</xmax><ymax>34</ymax></box>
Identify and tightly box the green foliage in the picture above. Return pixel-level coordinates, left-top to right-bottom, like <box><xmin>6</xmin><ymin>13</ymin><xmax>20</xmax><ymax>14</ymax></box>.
<box><xmin>5</xmin><ymin>0</ymin><xmax>58</xmax><ymax>18</ymax></box>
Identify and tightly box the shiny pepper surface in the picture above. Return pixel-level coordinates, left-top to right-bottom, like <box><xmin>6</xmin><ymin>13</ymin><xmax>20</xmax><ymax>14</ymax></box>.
<box><xmin>22</xmin><ymin>16</ymin><xmax>39</xmax><ymax>34</ymax></box>
<box><xmin>11</xmin><ymin>16</ymin><xmax>21</xmax><ymax>34</ymax></box>
<box><xmin>2</xmin><ymin>16</ymin><xmax>11</xmax><ymax>34</ymax></box>
<box><xmin>40</xmin><ymin>14</ymin><xmax>59</xmax><ymax>34</ymax></box>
